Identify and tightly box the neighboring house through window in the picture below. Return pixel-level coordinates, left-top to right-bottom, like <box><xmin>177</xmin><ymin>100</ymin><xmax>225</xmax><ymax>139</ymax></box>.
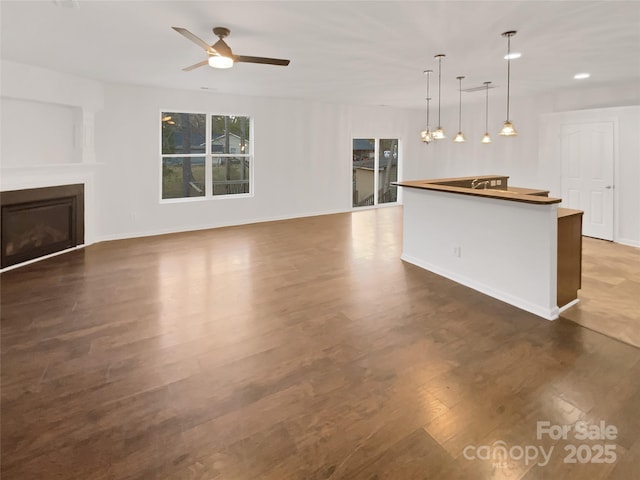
<box><xmin>352</xmin><ymin>138</ymin><xmax>399</xmax><ymax>207</ymax></box>
<box><xmin>161</xmin><ymin>112</ymin><xmax>252</xmax><ymax>200</ymax></box>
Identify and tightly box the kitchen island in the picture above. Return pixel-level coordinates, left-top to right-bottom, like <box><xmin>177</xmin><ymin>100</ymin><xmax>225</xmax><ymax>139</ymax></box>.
<box><xmin>395</xmin><ymin>175</ymin><xmax>582</xmax><ymax>320</ymax></box>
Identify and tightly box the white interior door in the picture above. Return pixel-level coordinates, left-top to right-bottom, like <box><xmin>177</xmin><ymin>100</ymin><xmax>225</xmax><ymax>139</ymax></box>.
<box><xmin>561</xmin><ymin>121</ymin><xmax>614</xmax><ymax>240</ymax></box>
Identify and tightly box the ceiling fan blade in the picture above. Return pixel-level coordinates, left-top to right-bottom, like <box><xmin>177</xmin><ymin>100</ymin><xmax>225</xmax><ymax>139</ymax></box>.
<box><xmin>234</xmin><ymin>55</ymin><xmax>290</xmax><ymax>66</ymax></box>
<box><xmin>182</xmin><ymin>59</ymin><xmax>209</xmax><ymax>71</ymax></box>
<box><xmin>172</xmin><ymin>27</ymin><xmax>215</xmax><ymax>54</ymax></box>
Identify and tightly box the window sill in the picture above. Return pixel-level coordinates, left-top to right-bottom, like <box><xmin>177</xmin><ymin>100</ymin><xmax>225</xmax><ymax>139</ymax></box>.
<box><xmin>160</xmin><ymin>193</ymin><xmax>254</xmax><ymax>204</ymax></box>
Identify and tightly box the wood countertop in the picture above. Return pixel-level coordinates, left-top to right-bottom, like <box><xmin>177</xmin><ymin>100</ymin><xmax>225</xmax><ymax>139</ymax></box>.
<box><xmin>507</xmin><ymin>186</ymin><xmax>550</xmax><ymax>196</ymax></box>
<box><xmin>558</xmin><ymin>207</ymin><xmax>584</xmax><ymax>218</ymax></box>
<box><xmin>394</xmin><ymin>177</ymin><xmax>562</xmax><ymax>205</ymax></box>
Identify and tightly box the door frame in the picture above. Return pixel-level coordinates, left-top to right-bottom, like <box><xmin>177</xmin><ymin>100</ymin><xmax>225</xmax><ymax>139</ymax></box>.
<box><xmin>559</xmin><ymin>119</ymin><xmax>616</xmax><ymax>240</ymax></box>
<box><xmin>539</xmin><ymin>109</ymin><xmax>620</xmax><ymax>242</ymax></box>
<box><xmin>350</xmin><ymin>136</ymin><xmax>402</xmax><ymax>210</ymax></box>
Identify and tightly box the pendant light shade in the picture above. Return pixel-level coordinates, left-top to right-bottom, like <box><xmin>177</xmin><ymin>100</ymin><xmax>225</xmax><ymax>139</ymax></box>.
<box><xmin>433</xmin><ymin>128</ymin><xmax>445</xmax><ymax>140</ymax></box>
<box><xmin>453</xmin><ymin>76</ymin><xmax>466</xmax><ymax>143</ymax></box>
<box><xmin>500</xmin><ymin>31</ymin><xmax>518</xmax><ymax>136</ymax></box>
<box><xmin>453</xmin><ymin>132</ymin><xmax>466</xmax><ymax>142</ymax></box>
<box><xmin>500</xmin><ymin>120</ymin><xmax>517</xmax><ymax>136</ymax></box>
<box><xmin>482</xmin><ymin>81</ymin><xmax>492</xmax><ymax>143</ymax></box>
<box><xmin>420</xmin><ymin>70</ymin><xmax>433</xmax><ymax>144</ymax></box>
<box><xmin>433</xmin><ymin>54</ymin><xmax>446</xmax><ymax>140</ymax></box>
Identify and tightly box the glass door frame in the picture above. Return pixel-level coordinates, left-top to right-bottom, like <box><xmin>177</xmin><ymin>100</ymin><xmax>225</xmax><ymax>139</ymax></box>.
<box><xmin>351</xmin><ymin>137</ymin><xmax>401</xmax><ymax>209</ymax></box>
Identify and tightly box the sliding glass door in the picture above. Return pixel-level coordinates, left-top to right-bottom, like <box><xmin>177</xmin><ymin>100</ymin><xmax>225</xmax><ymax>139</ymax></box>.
<box><xmin>378</xmin><ymin>139</ymin><xmax>398</xmax><ymax>204</ymax></box>
<box><xmin>352</xmin><ymin>138</ymin><xmax>398</xmax><ymax>208</ymax></box>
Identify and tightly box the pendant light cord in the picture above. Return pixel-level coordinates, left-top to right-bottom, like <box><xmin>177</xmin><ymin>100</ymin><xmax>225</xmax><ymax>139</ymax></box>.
<box><xmin>458</xmin><ymin>77</ymin><xmax>462</xmax><ymax>131</ymax></box>
<box><xmin>485</xmin><ymin>82</ymin><xmax>489</xmax><ymax>131</ymax></box>
<box><xmin>506</xmin><ymin>35</ymin><xmax>511</xmax><ymax>121</ymax></box>
<box><xmin>438</xmin><ymin>56</ymin><xmax>442</xmax><ymax>126</ymax></box>
<box><xmin>425</xmin><ymin>71</ymin><xmax>430</xmax><ymax>128</ymax></box>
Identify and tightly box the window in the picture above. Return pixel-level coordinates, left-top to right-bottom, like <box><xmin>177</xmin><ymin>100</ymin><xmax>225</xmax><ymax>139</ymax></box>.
<box><xmin>211</xmin><ymin>115</ymin><xmax>250</xmax><ymax>196</ymax></box>
<box><xmin>352</xmin><ymin>138</ymin><xmax>399</xmax><ymax>207</ymax></box>
<box><xmin>161</xmin><ymin>112</ymin><xmax>251</xmax><ymax>200</ymax></box>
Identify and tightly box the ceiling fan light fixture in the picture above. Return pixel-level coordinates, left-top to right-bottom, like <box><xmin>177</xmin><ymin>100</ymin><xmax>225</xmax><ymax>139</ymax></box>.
<box><xmin>208</xmin><ymin>55</ymin><xmax>234</xmax><ymax>69</ymax></box>
<box><xmin>173</xmin><ymin>26</ymin><xmax>289</xmax><ymax>71</ymax></box>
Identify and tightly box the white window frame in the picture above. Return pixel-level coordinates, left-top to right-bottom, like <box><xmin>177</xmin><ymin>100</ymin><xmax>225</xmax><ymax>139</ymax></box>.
<box><xmin>160</xmin><ymin>111</ymin><xmax>254</xmax><ymax>203</ymax></box>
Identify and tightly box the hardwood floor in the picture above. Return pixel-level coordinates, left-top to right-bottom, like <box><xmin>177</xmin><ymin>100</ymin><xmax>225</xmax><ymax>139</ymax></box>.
<box><xmin>1</xmin><ymin>207</ymin><xmax>639</xmax><ymax>479</ymax></box>
<box><xmin>561</xmin><ymin>237</ymin><xmax>640</xmax><ymax>348</ymax></box>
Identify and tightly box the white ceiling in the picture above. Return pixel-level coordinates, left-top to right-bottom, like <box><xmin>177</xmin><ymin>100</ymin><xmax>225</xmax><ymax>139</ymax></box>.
<box><xmin>1</xmin><ymin>0</ymin><xmax>639</xmax><ymax>109</ymax></box>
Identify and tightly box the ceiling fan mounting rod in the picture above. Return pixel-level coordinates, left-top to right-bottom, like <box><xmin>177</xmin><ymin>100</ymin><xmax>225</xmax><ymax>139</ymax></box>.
<box><xmin>213</xmin><ymin>27</ymin><xmax>230</xmax><ymax>39</ymax></box>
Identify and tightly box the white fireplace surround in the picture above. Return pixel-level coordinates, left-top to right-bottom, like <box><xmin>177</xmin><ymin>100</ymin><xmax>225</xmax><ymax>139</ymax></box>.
<box><xmin>1</xmin><ymin>61</ymin><xmax>103</xmax><ymax>258</ymax></box>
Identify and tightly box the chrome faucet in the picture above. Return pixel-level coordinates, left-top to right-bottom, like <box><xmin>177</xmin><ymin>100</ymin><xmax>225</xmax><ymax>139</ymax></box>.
<box><xmin>471</xmin><ymin>179</ymin><xmax>490</xmax><ymax>189</ymax></box>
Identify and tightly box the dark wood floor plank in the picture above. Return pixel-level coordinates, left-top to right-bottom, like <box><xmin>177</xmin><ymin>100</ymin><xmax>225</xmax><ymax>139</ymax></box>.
<box><xmin>1</xmin><ymin>207</ymin><xmax>638</xmax><ymax>479</ymax></box>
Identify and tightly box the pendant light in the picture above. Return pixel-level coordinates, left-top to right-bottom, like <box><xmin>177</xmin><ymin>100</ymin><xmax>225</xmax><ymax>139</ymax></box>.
<box><xmin>499</xmin><ymin>31</ymin><xmax>518</xmax><ymax>136</ymax></box>
<box><xmin>420</xmin><ymin>70</ymin><xmax>433</xmax><ymax>144</ymax></box>
<box><xmin>453</xmin><ymin>76</ymin><xmax>466</xmax><ymax>143</ymax></box>
<box><xmin>433</xmin><ymin>54</ymin><xmax>446</xmax><ymax>140</ymax></box>
<box><xmin>482</xmin><ymin>81</ymin><xmax>492</xmax><ymax>144</ymax></box>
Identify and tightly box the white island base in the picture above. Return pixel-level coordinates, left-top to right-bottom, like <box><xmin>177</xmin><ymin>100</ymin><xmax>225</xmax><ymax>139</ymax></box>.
<box><xmin>399</xmin><ymin>182</ymin><xmax>573</xmax><ymax>321</ymax></box>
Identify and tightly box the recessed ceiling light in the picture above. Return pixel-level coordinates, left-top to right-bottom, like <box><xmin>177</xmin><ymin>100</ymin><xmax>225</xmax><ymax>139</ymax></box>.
<box><xmin>52</xmin><ymin>0</ymin><xmax>79</xmax><ymax>8</ymax></box>
<box><xmin>504</xmin><ymin>52</ymin><xmax>521</xmax><ymax>60</ymax></box>
<box><xmin>574</xmin><ymin>73</ymin><xmax>591</xmax><ymax>80</ymax></box>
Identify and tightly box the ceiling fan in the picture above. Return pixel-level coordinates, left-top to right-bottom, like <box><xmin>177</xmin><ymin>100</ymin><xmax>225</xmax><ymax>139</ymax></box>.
<box><xmin>172</xmin><ymin>26</ymin><xmax>291</xmax><ymax>70</ymax></box>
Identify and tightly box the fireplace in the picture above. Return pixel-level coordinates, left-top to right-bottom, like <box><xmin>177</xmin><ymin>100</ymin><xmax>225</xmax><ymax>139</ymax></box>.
<box><xmin>1</xmin><ymin>184</ymin><xmax>84</xmax><ymax>268</ymax></box>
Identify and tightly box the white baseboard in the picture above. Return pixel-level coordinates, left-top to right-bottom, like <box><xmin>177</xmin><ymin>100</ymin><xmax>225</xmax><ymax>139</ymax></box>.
<box><xmin>401</xmin><ymin>253</ymin><xmax>559</xmax><ymax>321</ymax></box>
<box><xmin>616</xmin><ymin>238</ymin><xmax>640</xmax><ymax>248</ymax></box>
<box><xmin>0</xmin><ymin>244</ymin><xmax>86</xmax><ymax>273</ymax></box>
<box><xmin>559</xmin><ymin>298</ymin><xmax>580</xmax><ymax>314</ymax></box>
<box><xmin>96</xmin><ymin>207</ymin><xmax>351</xmax><ymax>243</ymax></box>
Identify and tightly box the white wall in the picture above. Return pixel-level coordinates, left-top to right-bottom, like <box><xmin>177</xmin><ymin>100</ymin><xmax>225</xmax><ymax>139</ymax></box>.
<box><xmin>1</xmin><ymin>60</ymin><xmax>104</xmax><ymax>111</ymax></box>
<box><xmin>1</xmin><ymin>61</ymin><xmax>104</xmax><ymax>168</ymax></box>
<box><xmin>1</xmin><ymin>97</ymin><xmax>80</xmax><ymax>166</ymax></box>
<box><xmin>411</xmin><ymin>94</ymin><xmax>553</xmax><ymax>188</ymax></box>
<box><xmin>407</xmin><ymin>81</ymin><xmax>640</xmax><ymax>246</ymax></box>
<box><xmin>95</xmin><ymin>83</ymin><xmax>422</xmax><ymax>240</ymax></box>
